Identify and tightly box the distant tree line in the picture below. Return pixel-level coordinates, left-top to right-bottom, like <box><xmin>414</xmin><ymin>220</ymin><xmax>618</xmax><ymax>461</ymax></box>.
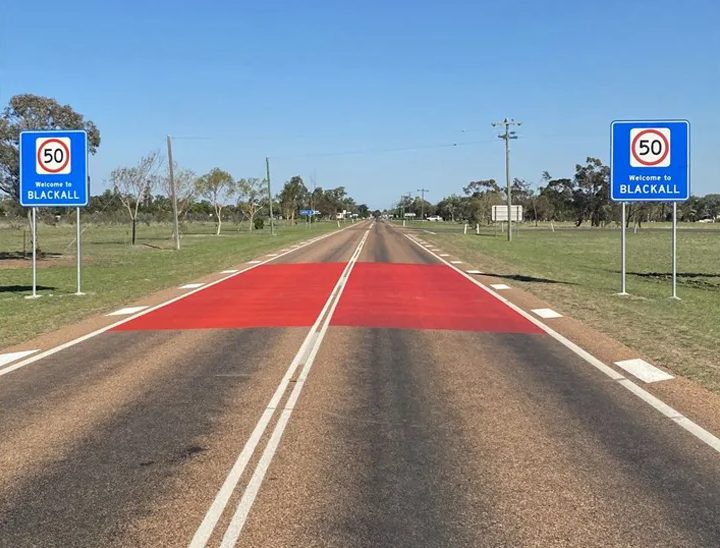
<box><xmin>396</xmin><ymin>157</ymin><xmax>720</xmax><ymax>226</ymax></box>
<box><xmin>0</xmin><ymin>93</ymin><xmax>369</xmax><ymax>247</ymax></box>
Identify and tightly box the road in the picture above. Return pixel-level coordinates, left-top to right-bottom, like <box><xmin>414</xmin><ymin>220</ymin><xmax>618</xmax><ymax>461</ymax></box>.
<box><xmin>1</xmin><ymin>219</ymin><xmax>719</xmax><ymax>547</ymax></box>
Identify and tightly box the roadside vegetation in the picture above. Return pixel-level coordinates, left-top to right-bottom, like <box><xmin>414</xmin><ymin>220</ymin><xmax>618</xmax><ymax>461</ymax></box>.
<box><xmin>0</xmin><ymin>220</ymin><xmax>344</xmax><ymax>347</ymax></box>
<box><xmin>404</xmin><ymin>220</ymin><xmax>720</xmax><ymax>393</ymax></box>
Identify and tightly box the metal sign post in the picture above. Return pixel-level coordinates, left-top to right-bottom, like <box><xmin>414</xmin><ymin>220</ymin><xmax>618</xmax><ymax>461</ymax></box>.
<box><xmin>610</xmin><ymin>120</ymin><xmax>689</xmax><ymax>298</ymax></box>
<box><xmin>75</xmin><ymin>206</ymin><xmax>83</xmax><ymax>295</ymax></box>
<box><xmin>672</xmin><ymin>202</ymin><xmax>678</xmax><ymax>299</ymax></box>
<box><xmin>19</xmin><ymin>130</ymin><xmax>89</xmax><ymax>299</ymax></box>
<box><xmin>619</xmin><ymin>202</ymin><xmax>628</xmax><ymax>295</ymax></box>
<box><xmin>27</xmin><ymin>207</ymin><xmax>39</xmax><ymax>299</ymax></box>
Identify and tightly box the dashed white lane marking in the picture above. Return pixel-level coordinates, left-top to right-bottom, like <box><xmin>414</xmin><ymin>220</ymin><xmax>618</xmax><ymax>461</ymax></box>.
<box><xmin>490</xmin><ymin>283</ymin><xmax>511</xmax><ymax>290</ymax></box>
<box><xmin>220</xmin><ymin>269</ymin><xmax>239</xmax><ymax>274</ymax></box>
<box><xmin>405</xmin><ymin>232</ymin><xmax>720</xmax><ymax>455</ymax></box>
<box><xmin>266</xmin><ymin>253</ymin><xmax>279</xmax><ymax>257</ymax></box>
<box><xmin>466</xmin><ymin>269</ymin><xmax>483</xmax><ymax>274</ymax></box>
<box><xmin>190</xmin><ymin>229</ymin><xmax>371</xmax><ymax>548</ymax></box>
<box><xmin>423</xmin><ymin>229</ymin><xmax>437</xmax><ymax>234</ymax></box>
<box><xmin>0</xmin><ymin>350</ymin><xmax>39</xmax><ymax>367</ymax></box>
<box><xmin>439</xmin><ymin>253</ymin><xmax>450</xmax><ymax>257</ymax></box>
<box><xmin>532</xmin><ymin>308</ymin><xmax>562</xmax><ymax>319</ymax></box>
<box><xmin>615</xmin><ymin>358</ymin><xmax>674</xmax><ymax>383</ymax></box>
<box><xmin>247</xmin><ymin>260</ymin><xmax>262</xmax><ymax>264</ymax></box>
<box><xmin>106</xmin><ymin>306</ymin><xmax>149</xmax><ymax>316</ymax></box>
<box><xmin>451</xmin><ymin>260</ymin><xmax>463</xmax><ymax>264</ymax></box>
<box><xmin>179</xmin><ymin>283</ymin><xmax>204</xmax><ymax>289</ymax></box>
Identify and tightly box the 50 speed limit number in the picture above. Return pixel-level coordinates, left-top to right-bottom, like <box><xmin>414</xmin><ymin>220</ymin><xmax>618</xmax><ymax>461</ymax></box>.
<box><xmin>630</xmin><ymin>127</ymin><xmax>671</xmax><ymax>167</ymax></box>
<box><xmin>35</xmin><ymin>137</ymin><xmax>72</xmax><ymax>174</ymax></box>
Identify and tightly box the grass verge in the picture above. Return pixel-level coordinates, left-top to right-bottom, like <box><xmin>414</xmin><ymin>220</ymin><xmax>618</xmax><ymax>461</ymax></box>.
<box><xmin>0</xmin><ymin>220</ymin><xmax>339</xmax><ymax>347</ymax></box>
<box><xmin>404</xmin><ymin>221</ymin><xmax>720</xmax><ymax>393</ymax></box>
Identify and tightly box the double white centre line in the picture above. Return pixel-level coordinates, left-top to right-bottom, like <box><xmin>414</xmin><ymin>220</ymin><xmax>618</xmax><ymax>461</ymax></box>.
<box><xmin>190</xmin><ymin>229</ymin><xmax>370</xmax><ymax>547</ymax></box>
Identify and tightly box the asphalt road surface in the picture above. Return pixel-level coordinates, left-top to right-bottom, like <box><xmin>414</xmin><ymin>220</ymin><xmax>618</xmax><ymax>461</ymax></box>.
<box><xmin>2</xmin><ymin>220</ymin><xmax>720</xmax><ymax>547</ymax></box>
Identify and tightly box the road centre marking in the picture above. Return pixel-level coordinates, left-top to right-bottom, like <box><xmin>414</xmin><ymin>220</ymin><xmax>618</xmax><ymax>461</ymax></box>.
<box><xmin>106</xmin><ymin>306</ymin><xmax>149</xmax><ymax>316</ymax></box>
<box><xmin>405</xmin><ymin>233</ymin><xmax>720</xmax><ymax>455</ymax></box>
<box><xmin>179</xmin><ymin>283</ymin><xmax>204</xmax><ymax>289</ymax></box>
<box><xmin>0</xmin><ymin>350</ymin><xmax>39</xmax><ymax>367</ymax></box>
<box><xmin>532</xmin><ymin>308</ymin><xmax>563</xmax><ymax>319</ymax></box>
<box><xmin>615</xmin><ymin>358</ymin><xmax>674</xmax><ymax>383</ymax></box>
<box><xmin>190</xmin><ymin>229</ymin><xmax>370</xmax><ymax>547</ymax></box>
<box><xmin>0</xmin><ymin>222</ymin><xmax>367</xmax><ymax>379</ymax></box>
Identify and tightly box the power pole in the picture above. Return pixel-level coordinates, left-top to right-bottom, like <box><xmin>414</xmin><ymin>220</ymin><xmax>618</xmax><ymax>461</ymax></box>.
<box><xmin>266</xmin><ymin>156</ymin><xmax>275</xmax><ymax>236</ymax></box>
<box><xmin>492</xmin><ymin>118</ymin><xmax>521</xmax><ymax>241</ymax></box>
<box><xmin>166</xmin><ymin>135</ymin><xmax>180</xmax><ymax>250</ymax></box>
<box><xmin>417</xmin><ymin>188</ymin><xmax>429</xmax><ymax>219</ymax></box>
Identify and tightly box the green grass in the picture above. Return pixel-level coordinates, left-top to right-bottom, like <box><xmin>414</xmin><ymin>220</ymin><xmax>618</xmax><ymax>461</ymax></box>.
<box><xmin>0</xmin><ymin>220</ymin><xmax>339</xmax><ymax>347</ymax></box>
<box><xmin>401</xmin><ymin>220</ymin><xmax>720</xmax><ymax>393</ymax></box>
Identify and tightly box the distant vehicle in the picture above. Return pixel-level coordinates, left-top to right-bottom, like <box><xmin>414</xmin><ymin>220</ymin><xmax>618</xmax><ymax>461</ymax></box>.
<box><xmin>698</xmin><ymin>218</ymin><xmax>715</xmax><ymax>223</ymax></box>
<box><xmin>426</xmin><ymin>215</ymin><xmax>442</xmax><ymax>221</ymax></box>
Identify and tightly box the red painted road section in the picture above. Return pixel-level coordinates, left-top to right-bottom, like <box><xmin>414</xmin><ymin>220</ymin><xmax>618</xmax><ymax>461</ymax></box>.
<box><xmin>332</xmin><ymin>263</ymin><xmax>542</xmax><ymax>333</ymax></box>
<box><xmin>114</xmin><ymin>263</ymin><xmax>346</xmax><ymax>331</ymax></box>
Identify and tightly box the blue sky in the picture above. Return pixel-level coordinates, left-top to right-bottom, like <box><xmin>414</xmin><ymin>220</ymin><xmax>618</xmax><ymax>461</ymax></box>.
<box><xmin>2</xmin><ymin>0</ymin><xmax>718</xmax><ymax>208</ymax></box>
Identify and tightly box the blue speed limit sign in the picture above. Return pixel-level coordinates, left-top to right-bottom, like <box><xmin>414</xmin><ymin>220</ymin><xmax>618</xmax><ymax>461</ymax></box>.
<box><xmin>610</xmin><ymin>120</ymin><xmax>689</xmax><ymax>202</ymax></box>
<box><xmin>19</xmin><ymin>130</ymin><xmax>88</xmax><ymax>207</ymax></box>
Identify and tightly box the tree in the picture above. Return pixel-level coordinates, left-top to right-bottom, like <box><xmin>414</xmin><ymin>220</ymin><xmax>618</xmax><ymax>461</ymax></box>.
<box><xmin>278</xmin><ymin>176</ymin><xmax>308</xmax><ymax>224</ymax></box>
<box><xmin>463</xmin><ymin>179</ymin><xmax>502</xmax><ymax>224</ymax></box>
<box><xmin>0</xmin><ymin>94</ymin><xmax>100</xmax><ymax>201</ymax></box>
<box><xmin>162</xmin><ymin>165</ymin><xmax>197</xmax><ymax>223</ymax></box>
<box><xmin>195</xmin><ymin>168</ymin><xmax>236</xmax><ymax>235</ymax></box>
<box><xmin>573</xmin><ymin>157</ymin><xmax>611</xmax><ymax>227</ymax></box>
<box><xmin>237</xmin><ymin>177</ymin><xmax>266</xmax><ymax>230</ymax></box>
<box><xmin>111</xmin><ymin>152</ymin><xmax>162</xmax><ymax>245</ymax></box>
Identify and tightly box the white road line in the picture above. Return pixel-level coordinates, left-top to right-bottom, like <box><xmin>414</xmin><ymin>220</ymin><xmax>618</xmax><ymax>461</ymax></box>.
<box><xmin>190</xmin><ymin>229</ymin><xmax>370</xmax><ymax>548</ymax></box>
<box><xmin>266</xmin><ymin>253</ymin><xmax>279</xmax><ymax>257</ymax></box>
<box><xmin>466</xmin><ymin>269</ymin><xmax>483</xmax><ymax>274</ymax></box>
<box><xmin>404</xmin><ymin>233</ymin><xmax>720</xmax><ymax>456</ymax></box>
<box><xmin>615</xmin><ymin>358</ymin><xmax>674</xmax><ymax>383</ymax></box>
<box><xmin>531</xmin><ymin>308</ymin><xmax>563</xmax><ymax>319</ymax></box>
<box><xmin>423</xmin><ymin>229</ymin><xmax>437</xmax><ymax>234</ymax></box>
<box><xmin>490</xmin><ymin>283</ymin><xmax>511</xmax><ymax>290</ymax></box>
<box><xmin>451</xmin><ymin>260</ymin><xmax>463</xmax><ymax>264</ymax></box>
<box><xmin>220</xmin><ymin>269</ymin><xmax>239</xmax><ymax>274</ymax></box>
<box><xmin>0</xmin><ymin>350</ymin><xmax>39</xmax><ymax>367</ymax></box>
<box><xmin>247</xmin><ymin>260</ymin><xmax>262</xmax><ymax>264</ymax></box>
<box><xmin>106</xmin><ymin>306</ymin><xmax>149</xmax><ymax>316</ymax></box>
<box><xmin>439</xmin><ymin>253</ymin><xmax>450</xmax><ymax>257</ymax></box>
<box><xmin>0</xmin><ymin>223</ymin><xmax>366</xmax><ymax>379</ymax></box>
<box><xmin>180</xmin><ymin>283</ymin><xmax>204</xmax><ymax>289</ymax></box>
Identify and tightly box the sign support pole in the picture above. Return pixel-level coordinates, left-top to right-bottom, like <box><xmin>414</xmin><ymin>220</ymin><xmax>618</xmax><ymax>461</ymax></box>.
<box><xmin>619</xmin><ymin>202</ymin><xmax>628</xmax><ymax>295</ymax></box>
<box><xmin>75</xmin><ymin>206</ymin><xmax>84</xmax><ymax>295</ymax></box>
<box><xmin>28</xmin><ymin>207</ymin><xmax>39</xmax><ymax>299</ymax></box>
<box><xmin>672</xmin><ymin>201</ymin><xmax>679</xmax><ymax>300</ymax></box>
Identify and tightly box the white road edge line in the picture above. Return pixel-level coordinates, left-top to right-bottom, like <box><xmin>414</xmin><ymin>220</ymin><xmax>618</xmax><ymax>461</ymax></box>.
<box><xmin>189</xmin><ymin>229</ymin><xmax>370</xmax><ymax>548</ymax></box>
<box><xmin>0</xmin><ymin>222</ymin><xmax>365</xmax><ymax>379</ymax></box>
<box><xmin>404</xmin><ymin>233</ymin><xmax>720</xmax><ymax>454</ymax></box>
<box><xmin>106</xmin><ymin>306</ymin><xmax>149</xmax><ymax>316</ymax></box>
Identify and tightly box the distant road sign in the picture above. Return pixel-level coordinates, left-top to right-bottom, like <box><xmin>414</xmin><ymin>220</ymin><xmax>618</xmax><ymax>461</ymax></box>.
<box><xmin>299</xmin><ymin>209</ymin><xmax>315</xmax><ymax>216</ymax></box>
<box><xmin>611</xmin><ymin>120</ymin><xmax>689</xmax><ymax>202</ymax></box>
<box><xmin>492</xmin><ymin>205</ymin><xmax>523</xmax><ymax>222</ymax></box>
<box><xmin>20</xmin><ymin>130</ymin><xmax>88</xmax><ymax>207</ymax></box>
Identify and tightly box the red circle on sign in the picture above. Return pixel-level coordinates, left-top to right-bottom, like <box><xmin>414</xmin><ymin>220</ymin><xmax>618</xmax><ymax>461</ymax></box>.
<box><xmin>37</xmin><ymin>138</ymin><xmax>71</xmax><ymax>173</ymax></box>
<box><xmin>631</xmin><ymin>129</ymin><xmax>670</xmax><ymax>166</ymax></box>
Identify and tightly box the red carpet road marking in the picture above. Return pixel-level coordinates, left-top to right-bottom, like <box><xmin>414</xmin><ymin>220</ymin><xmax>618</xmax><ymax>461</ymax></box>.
<box><xmin>114</xmin><ymin>263</ymin><xmax>346</xmax><ymax>331</ymax></box>
<box><xmin>331</xmin><ymin>262</ymin><xmax>542</xmax><ymax>333</ymax></box>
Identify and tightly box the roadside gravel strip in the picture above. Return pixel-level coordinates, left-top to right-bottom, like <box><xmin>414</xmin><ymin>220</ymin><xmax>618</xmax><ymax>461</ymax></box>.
<box><xmin>404</xmin><ymin>233</ymin><xmax>720</xmax><ymax>455</ymax></box>
<box><xmin>190</xmin><ymin>228</ymin><xmax>371</xmax><ymax>547</ymax></box>
<box><xmin>0</xmin><ymin>223</ymin><xmax>360</xmax><ymax>379</ymax></box>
